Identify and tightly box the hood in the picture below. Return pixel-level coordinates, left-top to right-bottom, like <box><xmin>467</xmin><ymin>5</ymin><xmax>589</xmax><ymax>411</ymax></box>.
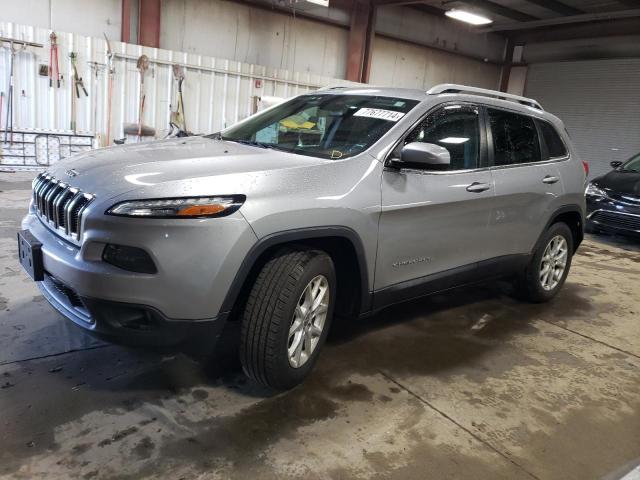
<box><xmin>594</xmin><ymin>169</ymin><xmax>640</xmax><ymax>198</ymax></box>
<box><xmin>47</xmin><ymin>136</ymin><xmax>328</xmax><ymax>199</ymax></box>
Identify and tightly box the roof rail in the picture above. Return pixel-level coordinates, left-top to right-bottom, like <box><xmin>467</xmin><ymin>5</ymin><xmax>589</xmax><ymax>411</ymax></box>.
<box><xmin>427</xmin><ymin>83</ymin><xmax>543</xmax><ymax>110</ymax></box>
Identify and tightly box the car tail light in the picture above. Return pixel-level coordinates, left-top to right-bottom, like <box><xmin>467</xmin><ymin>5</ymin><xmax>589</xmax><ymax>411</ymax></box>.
<box><xmin>582</xmin><ymin>161</ymin><xmax>589</xmax><ymax>177</ymax></box>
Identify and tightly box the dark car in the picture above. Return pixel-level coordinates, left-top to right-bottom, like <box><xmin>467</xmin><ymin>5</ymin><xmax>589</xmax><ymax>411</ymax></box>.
<box><xmin>586</xmin><ymin>153</ymin><xmax>640</xmax><ymax>238</ymax></box>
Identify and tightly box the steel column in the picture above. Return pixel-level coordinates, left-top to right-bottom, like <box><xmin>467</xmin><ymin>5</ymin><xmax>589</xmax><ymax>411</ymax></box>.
<box><xmin>138</xmin><ymin>0</ymin><xmax>161</xmax><ymax>48</ymax></box>
<box><xmin>346</xmin><ymin>0</ymin><xmax>376</xmax><ymax>83</ymax></box>
<box><xmin>121</xmin><ymin>0</ymin><xmax>132</xmax><ymax>43</ymax></box>
<box><xmin>499</xmin><ymin>38</ymin><xmax>514</xmax><ymax>92</ymax></box>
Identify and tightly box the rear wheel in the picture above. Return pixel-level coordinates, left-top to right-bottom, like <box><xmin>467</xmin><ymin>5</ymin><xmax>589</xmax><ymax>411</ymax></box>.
<box><xmin>240</xmin><ymin>247</ymin><xmax>335</xmax><ymax>390</ymax></box>
<box><xmin>518</xmin><ymin>222</ymin><xmax>573</xmax><ymax>303</ymax></box>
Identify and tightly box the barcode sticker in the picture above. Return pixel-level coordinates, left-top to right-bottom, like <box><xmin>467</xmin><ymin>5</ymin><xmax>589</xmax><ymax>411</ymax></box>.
<box><xmin>353</xmin><ymin>108</ymin><xmax>405</xmax><ymax>122</ymax></box>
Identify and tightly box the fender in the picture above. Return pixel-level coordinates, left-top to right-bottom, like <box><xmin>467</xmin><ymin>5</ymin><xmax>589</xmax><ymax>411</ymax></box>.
<box><xmin>531</xmin><ymin>204</ymin><xmax>585</xmax><ymax>255</ymax></box>
<box><xmin>218</xmin><ymin>226</ymin><xmax>373</xmax><ymax>317</ymax></box>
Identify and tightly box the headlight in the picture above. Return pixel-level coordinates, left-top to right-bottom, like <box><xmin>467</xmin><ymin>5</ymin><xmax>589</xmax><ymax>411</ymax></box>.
<box><xmin>106</xmin><ymin>195</ymin><xmax>246</xmax><ymax>218</ymax></box>
<box><xmin>585</xmin><ymin>183</ymin><xmax>606</xmax><ymax>198</ymax></box>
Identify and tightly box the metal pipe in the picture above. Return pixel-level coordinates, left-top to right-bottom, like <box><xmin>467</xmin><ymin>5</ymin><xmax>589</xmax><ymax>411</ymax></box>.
<box><xmin>113</xmin><ymin>53</ymin><xmax>325</xmax><ymax>89</ymax></box>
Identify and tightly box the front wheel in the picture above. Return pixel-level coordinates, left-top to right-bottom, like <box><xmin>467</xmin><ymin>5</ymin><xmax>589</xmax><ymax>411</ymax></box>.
<box><xmin>240</xmin><ymin>247</ymin><xmax>335</xmax><ymax>390</ymax></box>
<box><xmin>517</xmin><ymin>222</ymin><xmax>573</xmax><ymax>303</ymax></box>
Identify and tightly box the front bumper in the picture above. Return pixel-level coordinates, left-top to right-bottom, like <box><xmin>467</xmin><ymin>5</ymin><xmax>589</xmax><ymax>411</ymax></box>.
<box><xmin>39</xmin><ymin>272</ymin><xmax>225</xmax><ymax>348</ymax></box>
<box><xmin>586</xmin><ymin>196</ymin><xmax>640</xmax><ymax>238</ymax></box>
<box><xmin>22</xmin><ymin>207</ymin><xmax>258</xmax><ymax>345</ymax></box>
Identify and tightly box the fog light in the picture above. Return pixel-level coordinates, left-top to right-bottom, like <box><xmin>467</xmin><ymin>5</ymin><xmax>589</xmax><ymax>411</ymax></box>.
<box><xmin>102</xmin><ymin>244</ymin><xmax>157</xmax><ymax>274</ymax></box>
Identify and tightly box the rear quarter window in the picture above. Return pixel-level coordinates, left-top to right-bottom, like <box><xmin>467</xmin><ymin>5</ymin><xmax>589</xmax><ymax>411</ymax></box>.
<box><xmin>537</xmin><ymin>120</ymin><xmax>568</xmax><ymax>159</ymax></box>
<box><xmin>488</xmin><ymin>108</ymin><xmax>541</xmax><ymax>166</ymax></box>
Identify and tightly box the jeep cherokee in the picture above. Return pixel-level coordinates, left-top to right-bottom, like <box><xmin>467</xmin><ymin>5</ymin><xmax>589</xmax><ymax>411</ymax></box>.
<box><xmin>19</xmin><ymin>84</ymin><xmax>587</xmax><ymax>389</ymax></box>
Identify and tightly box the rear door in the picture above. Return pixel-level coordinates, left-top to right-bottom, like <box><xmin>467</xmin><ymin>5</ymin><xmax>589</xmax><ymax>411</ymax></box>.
<box><xmin>485</xmin><ymin>107</ymin><xmax>565</xmax><ymax>258</ymax></box>
<box><xmin>375</xmin><ymin>103</ymin><xmax>494</xmax><ymax>297</ymax></box>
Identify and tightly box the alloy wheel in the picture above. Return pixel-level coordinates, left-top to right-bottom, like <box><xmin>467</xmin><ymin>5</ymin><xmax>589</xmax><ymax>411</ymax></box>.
<box><xmin>288</xmin><ymin>275</ymin><xmax>330</xmax><ymax>368</ymax></box>
<box><xmin>539</xmin><ymin>235</ymin><xmax>568</xmax><ymax>291</ymax></box>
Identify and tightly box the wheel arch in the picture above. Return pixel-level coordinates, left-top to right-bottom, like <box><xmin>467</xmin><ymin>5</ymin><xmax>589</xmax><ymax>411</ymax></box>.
<box><xmin>219</xmin><ymin>226</ymin><xmax>372</xmax><ymax>321</ymax></box>
<box><xmin>534</xmin><ymin>205</ymin><xmax>585</xmax><ymax>254</ymax></box>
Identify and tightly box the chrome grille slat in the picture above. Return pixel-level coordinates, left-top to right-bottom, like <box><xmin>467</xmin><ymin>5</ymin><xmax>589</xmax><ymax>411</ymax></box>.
<box><xmin>31</xmin><ymin>175</ymin><xmax>94</xmax><ymax>243</ymax></box>
<box><xmin>44</xmin><ymin>181</ymin><xmax>62</xmax><ymax>220</ymax></box>
<box><xmin>52</xmin><ymin>184</ymin><xmax>70</xmax><ymax>228</ymax></box>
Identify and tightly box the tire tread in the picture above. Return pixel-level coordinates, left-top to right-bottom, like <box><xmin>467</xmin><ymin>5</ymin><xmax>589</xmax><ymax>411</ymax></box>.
<box><xmin>240</xmin><ymin>247</ymin><xmax>323</xmax><ymax>387</ymax></box>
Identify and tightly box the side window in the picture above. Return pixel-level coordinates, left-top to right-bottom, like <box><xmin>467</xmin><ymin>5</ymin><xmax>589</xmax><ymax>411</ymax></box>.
<box><xmin>404</xmin><ymin>105</ymin><xmax>480</xmax><ymax>170</ymax></box>
<box><xmin>488</xmin><ymin>108</ymin><xmax>541</xmax><ymax>166</ymax></box>
<box><xmin>537</xmin><ymin>120</ymin><xmax>568</xmax><ymax>159</ymax></box>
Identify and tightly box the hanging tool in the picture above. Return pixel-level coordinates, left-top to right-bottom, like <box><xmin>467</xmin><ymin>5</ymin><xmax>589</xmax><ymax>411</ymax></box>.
<box><xmin>0</xmin><ymin>37</ymin><xmax>42</xmax><ymax>144</ymax></box>
<box><xmin>69</xmin><ymin>52</ymin><xmax>88</xmax><ymax>133</ymax></box>
<box><xmin>70</xmin><ymin>52</ymin><xmax>88</xmax><ymax>98</ymax></box>
<box><xmin>3</xmin><ymin>41</ymin><xmax>17</xmax><ymax>144</ymax></box>
<box><xmin>0</xmin><ymin>92</ymin><xmax>4</xmax><ymax>132</ymax></box>
<box><xmin>104</xmin><ymin>33</ymin><xmax>115</xmax><ymax>146</ymax></box>
<box><xmin>122</xmin><ymin>54</ymin><xmax>155</xmax><ymax>140</ymax></box>
<box><xmin>88</xmin><ymin>61</ymin><xmax>104</xmax><ymax>146</ymax></box>
<box><xmin>170</xmin><ymin>64</ymin><xmax>187</xmax><ymax>134</ymax></box>
<box><xmin>48</xmin><ymin>32</ymin><xmax>61</xmax><ymax>88</ymax></box>
<box><xmin>136</xmin><ymin>54</ymin><xmax>149</xmax><ymax>138</ymax></box>
<box><xmin>123</xmin><ymin>54</ymin><xmax>155</xmax><ymax>140</ymax></box>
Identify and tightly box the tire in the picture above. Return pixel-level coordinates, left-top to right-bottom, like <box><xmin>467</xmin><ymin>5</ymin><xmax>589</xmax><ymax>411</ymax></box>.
<box><xmin>517</xmin><ymin>222</ymin><xmax>573</xmax><ymax>303</ymax></box>
<box><xmin>240</xmin><ymin>247</ymin><xmax>336</xmax><ymax>390</ymax></box>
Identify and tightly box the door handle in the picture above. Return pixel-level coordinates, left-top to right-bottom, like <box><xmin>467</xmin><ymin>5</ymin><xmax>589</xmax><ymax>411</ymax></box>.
<box><xmin>466</xmin><ymin>182</ymin><xmax>491</xmax><ymax>193</ymax></box>
<box><xmin>542</xmin><ymin>175</ymin><xmax>559</xmax><ymax>184</ymax></box>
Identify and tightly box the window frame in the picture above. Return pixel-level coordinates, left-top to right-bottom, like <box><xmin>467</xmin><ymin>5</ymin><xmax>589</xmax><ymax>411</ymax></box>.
<box><xmin>384</xmin><ymin>101</ymin><xmax>489</xmax><ymax>175</ymax></box>
<box><xmin>483</xmin><ymin>105</ymin><xmax>571</xmax><ymax>169</ymax></box>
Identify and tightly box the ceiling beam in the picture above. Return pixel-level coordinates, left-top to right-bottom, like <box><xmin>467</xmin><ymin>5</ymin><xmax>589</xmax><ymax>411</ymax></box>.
<box><xmin>374</xmin><ymin>0</ymin><xmax>431</xmax><ymax>5</ymax></box>
<box><xmin>617</xmin><ymin>0</ymin><xmax>640</xmax><ymax>7</ymax></box>
<box><xmin>454</xmin><ymin>0</ymin><xmax>539</xmax><ymax>22</ymax></box>
<box><xmin>521</xmin><ymin>0</ymin><xmax>583</xmax><ymax>16</ymax></box>
<box><xmin>372</xmin><ymin>0</ymin><xmax>447</xmax><ymax>17</ymax></box>
<box><xmin>482</xmin><ymin>7</ymin><xmax>640</xmax><ymax>31</ymax></box>
<box><xmin>508</xmin><ymin>17</ymin><xmax>640</xmax><ymax>42</ymax></box>
<box><xmin>409</xmin><ymin>3</ymin><xmax>448</xmax><ymax>16</ymax></box>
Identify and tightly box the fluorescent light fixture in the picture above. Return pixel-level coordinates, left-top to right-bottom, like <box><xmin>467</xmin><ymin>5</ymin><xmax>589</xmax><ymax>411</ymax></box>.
<box><xmin>305</xmin><ymin>0</ymin><xmax>329</xmax><ymax>6</ymax></box>
<box><xmin>445</xmin><ymin>9</ymin><xmax>492</xmax><ymax>25</ymax></box>
<box><xmin>440</xmin><ymin>137</ymin><xmax>470</xmax><ymax>144</ymax></box>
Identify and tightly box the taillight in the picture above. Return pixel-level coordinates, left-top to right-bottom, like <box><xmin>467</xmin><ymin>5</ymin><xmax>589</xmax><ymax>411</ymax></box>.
<box><xmin>582</xmin><ymin>161</ymin><xmax>589</xmax><ymax>177</ymax></box>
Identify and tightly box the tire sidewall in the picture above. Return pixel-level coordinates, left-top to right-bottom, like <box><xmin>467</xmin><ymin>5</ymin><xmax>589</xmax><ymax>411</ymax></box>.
<box><xmin>271</xmin><ymin>252</ymin><xmax>336</xmax><ymax>388</ymax></box>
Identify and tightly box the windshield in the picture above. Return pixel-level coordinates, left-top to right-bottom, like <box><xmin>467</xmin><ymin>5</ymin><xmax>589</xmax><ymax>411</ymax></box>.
<box><xmin>218</xmin><ymin>94</ymin><xmax>418</xmax><ymax>160</ymax></box>
<box><xmin>622</xmin><ymin>153</ymin><xmax>640</xmax><ymax>173</ymax></box>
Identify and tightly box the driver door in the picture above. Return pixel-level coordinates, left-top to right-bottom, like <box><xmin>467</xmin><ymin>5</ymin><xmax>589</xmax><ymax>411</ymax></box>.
<box><xmin>374</xmin><ymin>103</ymin><xmax>495</xmax><ymax>303</ymax></box>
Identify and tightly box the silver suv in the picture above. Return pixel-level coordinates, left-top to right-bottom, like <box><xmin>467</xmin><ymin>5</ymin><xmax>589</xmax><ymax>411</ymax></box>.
<box><xmin>19</xmin><ymin>84</ymin><xmax>586</xmax><ymax>389</ymax></box>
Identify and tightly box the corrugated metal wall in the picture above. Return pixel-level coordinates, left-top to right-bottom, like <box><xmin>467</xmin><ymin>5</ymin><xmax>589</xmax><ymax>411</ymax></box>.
<box><xmin>369</xmin><ymin>36</ymin><xmax>501</xmax><ymax>91</ymax></box>
<box><xmin>525</xmin><ymin>59</ymin><xmax>640</xmax><ymax>179</ymax></box>
<box><xmin>0</xmin><ymin>21</ymin><xmax>358</xmax><ymax>167</ymax></box>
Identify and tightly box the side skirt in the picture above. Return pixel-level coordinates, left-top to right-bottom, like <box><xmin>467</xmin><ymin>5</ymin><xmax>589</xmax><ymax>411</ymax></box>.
<box><xmin>368</xmin><ymin>254</ymin><xmax>530</xmax><ymax>313</ymax></box>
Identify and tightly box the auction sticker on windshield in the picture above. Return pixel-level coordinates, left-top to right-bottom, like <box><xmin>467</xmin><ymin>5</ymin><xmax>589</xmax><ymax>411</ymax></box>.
<box><xmin>354</xmin><ymin>108</ymin><xmax>406</xmax><ymax>122</ymax></box>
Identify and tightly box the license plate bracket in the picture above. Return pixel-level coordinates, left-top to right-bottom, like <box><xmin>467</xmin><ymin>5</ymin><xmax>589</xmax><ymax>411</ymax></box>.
<box><xmin>17</xmin><ymin>229</ymin><xmax>44</xmax><ymax>281</ymax></box>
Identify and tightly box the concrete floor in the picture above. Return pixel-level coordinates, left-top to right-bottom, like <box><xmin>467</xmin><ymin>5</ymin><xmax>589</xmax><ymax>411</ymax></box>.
<box><xmin>1</xmin><ymin>171</ymin><xmax>639</xmax><ymax>480</ymax></box>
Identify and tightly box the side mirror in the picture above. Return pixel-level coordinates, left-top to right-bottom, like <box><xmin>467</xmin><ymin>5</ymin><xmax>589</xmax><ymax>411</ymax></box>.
<box><xmin>610</xmin><ymin>160</ymin><xmax>623</xmax><ymax>169</ymax></box>
<box><xmin>391</xmin><ymin>142</ymin><xmax>451</xmax><ymax>169</ymax></box>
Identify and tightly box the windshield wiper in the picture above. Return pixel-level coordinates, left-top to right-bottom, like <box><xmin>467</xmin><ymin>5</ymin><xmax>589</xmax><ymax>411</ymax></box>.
<box><xmin>223</xmin><ymin>138</ymin><xmax>273</xmax><ymax>149</ymax></box>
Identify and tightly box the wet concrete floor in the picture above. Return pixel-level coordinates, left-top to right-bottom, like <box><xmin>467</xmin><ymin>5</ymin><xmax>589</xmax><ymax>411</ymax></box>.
<box><xmin>1</xmin><ymin>171</ymin><xmax>639</xmax><ymax>479</ymax></box>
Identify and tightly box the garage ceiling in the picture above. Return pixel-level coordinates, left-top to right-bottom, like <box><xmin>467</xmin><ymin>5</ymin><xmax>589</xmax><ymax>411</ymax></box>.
<box><xmin>401</xmin><ymin>0</ymin><xmax>640</xmax><ymax>38</ymax></box>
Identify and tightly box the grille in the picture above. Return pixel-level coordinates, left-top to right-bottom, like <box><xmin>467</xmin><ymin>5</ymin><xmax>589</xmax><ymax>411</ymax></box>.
<box><xmin>590</xmin><ymin>210</ymin><xmax>640</xmax><ymax>232</ymax></box>
<box><xmin>32</xmin><ymin>173</ymin><xmax>94</xmax><ymax>241</ymax></box>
